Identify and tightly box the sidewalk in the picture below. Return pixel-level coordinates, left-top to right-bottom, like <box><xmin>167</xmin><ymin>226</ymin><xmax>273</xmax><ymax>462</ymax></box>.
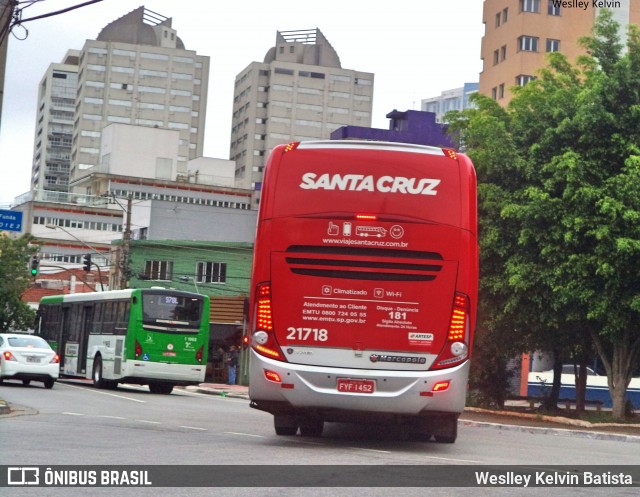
<box><xmin>187</xmin><ymin>382</ymin><xmax>250</xmax><ymax>399</ymax></box>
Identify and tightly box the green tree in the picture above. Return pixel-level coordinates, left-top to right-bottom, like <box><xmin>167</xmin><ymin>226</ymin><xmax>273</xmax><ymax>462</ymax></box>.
<box><xmin>0</xmin><ymin>234</ymin><xmax>38</xmax><ymax>331</ymax></box>
<box><xmin>448</xmin><ymin>10</ymin><xmax>640</xmax><ymax>418</ymax></box>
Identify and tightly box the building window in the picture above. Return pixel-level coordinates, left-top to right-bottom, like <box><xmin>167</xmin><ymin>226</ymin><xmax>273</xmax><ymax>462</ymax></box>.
<box><xmin>501</xmin><ymin>45</ymin><xmax>507</xmax><ymax>61</ymax></box>
<box><xmin>548</xmin><ymin>0</ymin><xmax>561</xmax><ymax>15</ymax></box>
<box><xmin>546</xmin><ymin>39</ymin><xmax>560</xmax><ymax>52</ymax></box>
<box><xmin>495</xmin><ymin>12</ymin><xmax>501</xmax><ymax>27</ymax></box>
<box><xmin>196</xmin><ymin>262</ymin><xmax>226</xmax><ymax>284</ymax></box>
<box><xmin>502</xmin><ymin>7</ymin><xmax>509</xmax><ymax>23</ymax></box>
<box><xmin>493</xmin><ymin>49</ymin><xmax>500</xmax><ymax>65</ymax></box>
<box><xmin>492</xmin><ymin>87</ymin><xmax>498</xmax><ymax>100</ymax></box>
<box><xmin>518</xmin><ymin>36</ymin><xmax>539</xmax><ymax>52</ymax></box>
<box><xmin>516</xmin><ymin>74</ymin><xmax>536</xmax><ymax>86</ymax></box>
<box><xmin>520</xmin><ymin>0</ymin><xmax>540</xmax><ymax>13</ymax></box>
<box><xmin>145</xmin><ymin>260</ymin><xmax>173</xmax><ymax>280</ymax></box>
<box><xmin>498</xmin><ymin>84</ymin><xmax>505</xmax><ymax>99</ymax></box>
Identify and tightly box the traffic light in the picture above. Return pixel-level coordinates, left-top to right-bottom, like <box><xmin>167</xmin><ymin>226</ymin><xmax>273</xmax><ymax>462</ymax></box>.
<box><xmin>82</xmin><ymin>254</ymin><xmax>92</xmax><ymax>272</ymax></box>
<box><xmin>30</xmin><ymin>257</ymin><xmax>40</xmax><ymax>277</ymax></box>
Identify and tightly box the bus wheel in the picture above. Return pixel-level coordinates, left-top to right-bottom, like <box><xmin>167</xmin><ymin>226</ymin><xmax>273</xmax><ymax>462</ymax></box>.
<box><xmin>299</xmin><ymin>419</ymin><xmax>324</xmax><ymax>437</ymax></box>
<box><xmin>433</xmin><ymin>415</ymin><xmax>458</xmax><ymax>444</ymax></box>
<box><xmin>22</xmin><ymin>379</ymin><xmax>31</xmax><ymax>386</ymax></box>
<box><xmin>274</xmin><ymin>415</ymin><xmax>298</xmax><ymax>436</ymax></box>
<box><xmin>92</xmin><ymin>356</ymin><xmax>106</xmax><ymax>389</ymax></box>
<box><xmin>149</xmin><ymin>383</ymin><xmax>174</xmax><ymax>394</ymax></box>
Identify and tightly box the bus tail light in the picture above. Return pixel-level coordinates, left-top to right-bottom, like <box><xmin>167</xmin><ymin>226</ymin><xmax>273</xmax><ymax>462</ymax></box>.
<box><xmin>283</xmin><ymin>142</ymin><xmax>300</xmax><ymax>152</ymax></box>
<box><xmin>443</xmin><ymin>148</ymin><xmax>458</xmax><ymax>160</ymax></box>
<box><xmin>432</xmin><ymin>380</ymin><xmax>451</xmax><ymax>392</ymax></box>
<box><xmin>195</xmin><ymin>345</ymin><xmax>204</xmax><ymax>364</ymax></box>
<box><xmin>135</xmin><ymin>339</ymin><xmax>143</xmax><ymax>359</ymax></box>
<box><xmin>431</xmin><ymin>293</ymin><xmax>470</xmax><ymax>370</ymax></box>
<box><xmin>264</xmin><ymin>370</ymin><xmax>282</xmax><ymax>383</ymax></box>
<box><xmin>251</xmin><ymin>283</ymin><xmax>285</xmax><ymax>361</ymax></box>
<box><xmin>355</xmin><ymin>213</ymin><xmax>377</xmax><ymax>221</ymax></box>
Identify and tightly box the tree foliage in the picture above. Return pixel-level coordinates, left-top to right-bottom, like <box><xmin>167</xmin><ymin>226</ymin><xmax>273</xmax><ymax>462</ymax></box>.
<box><xmin>0</xmin><ymin>234</ymin><xmax>38</xmax><ymax>332</ymax></box>
<box><xmin>448</xmin><ymin>10</ymin><xmax>640</xmax><ymax>418</ymax></box>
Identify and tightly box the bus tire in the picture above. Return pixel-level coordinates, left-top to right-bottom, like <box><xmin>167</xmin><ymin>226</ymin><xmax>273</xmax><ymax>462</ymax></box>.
<box><xmin>92</xmin><ymin>356</ymin><xmax>106</xmax><ymax>389</ymax></box>
<box><xmin>274</xmin><ymin>415</ymin><xmax>298</xmax><ymax>436</ymax></box>
<box><xmin>149</xmin><ymin>382</ymin><xmax>173</xmax><ymax>394</ymax></box>
<box><xmin>22</xmin><ymin>379</ymin><xmax>31</xmax><ymax>386</ymax></box>
<box><xmin>433</xmin><ymin>415</ymin><xmax>458</xmax><ymax>444</ymax></box>
<box><xmin>299</xmin><ymin>419</ymin><xmax>324</xmax><ymax>437</ymax></box>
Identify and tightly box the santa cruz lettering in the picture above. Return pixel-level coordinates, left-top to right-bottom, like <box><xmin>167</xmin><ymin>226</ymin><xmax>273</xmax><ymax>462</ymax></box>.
<box><xmin>300</xmin><ymin>173</ymin><xmax>441</xmax><ymax>195</ymax></box>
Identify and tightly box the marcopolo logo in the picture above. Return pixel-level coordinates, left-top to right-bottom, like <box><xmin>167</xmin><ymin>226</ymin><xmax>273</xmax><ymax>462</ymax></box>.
<box><xmin>299</xmin><ymin>173</ymin><xmax>441</xmax><ymax>195</ymax></box>
<box><xmin>370</xmin><ymin>354</ymin><xmax>426</xmax><ymax>364</ymax></box>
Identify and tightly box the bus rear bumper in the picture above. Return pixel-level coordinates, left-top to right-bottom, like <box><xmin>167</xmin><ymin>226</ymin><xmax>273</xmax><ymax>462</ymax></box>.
<box><xmin>248</xmin><ymin>350</ymin><xmax>469</xmax><ymax>421</ymax></box>
<box><xmin>120</xmin><ymin>361</ymin><xmax>205</xmax><ymax>385</ymax></box>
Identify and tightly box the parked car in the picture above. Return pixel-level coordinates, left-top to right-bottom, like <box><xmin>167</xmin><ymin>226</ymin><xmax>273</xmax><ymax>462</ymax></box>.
<box><xmin>0</xmin><ymin>333</ymin><xmax>59</xmax><ymax>389</ymax></box>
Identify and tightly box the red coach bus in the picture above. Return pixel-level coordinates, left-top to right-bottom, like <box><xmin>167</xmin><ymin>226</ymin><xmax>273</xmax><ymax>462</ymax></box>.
<box><xmin>246</xmin><ymin>140</ymin><xmax>477</xmax><ymax>443</ymax></box>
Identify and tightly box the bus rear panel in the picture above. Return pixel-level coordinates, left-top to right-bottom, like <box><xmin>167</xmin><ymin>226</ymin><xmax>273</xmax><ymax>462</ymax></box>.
<box><xmin>247</xmin><ymin>141</ymin><xmax>478</xmax><ymax>442</ymax></box>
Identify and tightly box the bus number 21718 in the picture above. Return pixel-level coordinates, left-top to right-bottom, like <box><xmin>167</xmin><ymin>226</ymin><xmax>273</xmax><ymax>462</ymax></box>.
<box><xmin>286</xmin><ymin>327</ymin><xmax>329</xmax><ymax>342</ymax></box>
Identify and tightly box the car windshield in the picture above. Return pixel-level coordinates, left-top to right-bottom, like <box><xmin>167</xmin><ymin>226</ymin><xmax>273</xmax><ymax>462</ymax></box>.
<box><xmin>8</xmin><ymin>336</ymin><xmax>50</xmax><ymax>349</ymax></box>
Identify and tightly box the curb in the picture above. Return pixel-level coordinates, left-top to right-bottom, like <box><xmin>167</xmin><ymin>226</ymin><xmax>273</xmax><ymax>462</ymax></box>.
<box><xmin>0</xmin><ymin>400</ymin><xmax>10</xmax><ymax>415</ymax></box>
<box><xmin>187</xmin><ymin>386</ymin><xmax>249</xmax><ymax>400</ymax></box>
<box><xmin>465</xmin><ymin>406</ymin><xmax>640</xmax><ymax>430</ymax></box>
<box><xmin>460</xmin><ymin>418</ymin><xmax>640</xmax><ymax>443</ymax></box>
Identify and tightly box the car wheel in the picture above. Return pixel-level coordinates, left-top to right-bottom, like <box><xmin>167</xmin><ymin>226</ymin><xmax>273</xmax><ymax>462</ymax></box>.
<box><xmin>44</xmin><ymin>379</ymin><xmax>55</xmax><ymax>389</ymax></box>
<box><xmin>22</xmin><ymin>379</ymin><xmax>31</xmax><ymax>386</ymax></box>
<box><xmin>92</xmin><ymin>356</ymin><xmax>106</xmax><ymax>389</ymax></box>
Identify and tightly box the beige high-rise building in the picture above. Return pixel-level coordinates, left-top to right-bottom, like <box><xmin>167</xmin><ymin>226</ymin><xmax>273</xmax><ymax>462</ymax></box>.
<box><xmin>230</xmin><ymin>29</ymin><xmax>374</xmax><ymax>204</ymax></box>
<box><xmin>31</xmin><ymin>50</ymin><xmax>79</xmax><ymax>193</ymax></box>
<box><xmin>479</xmin><ymin>0</ymin><xmax>640</xmax><ymax>104</ymax></box>
<box><xmin>69</xmin><ymin>7</ymin><xmax>209</xmax><ymax>194</ymax></box>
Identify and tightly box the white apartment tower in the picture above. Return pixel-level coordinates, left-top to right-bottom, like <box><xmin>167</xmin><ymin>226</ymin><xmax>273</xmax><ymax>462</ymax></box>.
<box><xmin>69</xmin><ymin>7</ymin><xmax>209</xmax><ymax>194</ymax></box>
<box><xmin>30</xmin><ymin>50</ymin><xmax>79</xmax><ymax>192</ymax></box>
<box><xmin>231</xmin><ymin>29</ymin><xmax>374</xmax><ymax>202</ymax></box>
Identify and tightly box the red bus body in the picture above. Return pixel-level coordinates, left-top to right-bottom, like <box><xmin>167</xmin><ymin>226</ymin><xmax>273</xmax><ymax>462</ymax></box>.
<box><xmin>247</xmin><ymin>140</ymin><xmax>478</xmax><ymax>443</ymax></box>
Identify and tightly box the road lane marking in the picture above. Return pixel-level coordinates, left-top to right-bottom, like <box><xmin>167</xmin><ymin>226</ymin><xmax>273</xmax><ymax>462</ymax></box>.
<box><xmin>136</xmin><ymin>419</ymin><xmax>161</xmax><ymax>424</ymax></box>
<box><xmin>62</xmin><ymin>412</ymin><xmax>84</xmax><ymax>416</ymax></box>
<box><xmin>224</xmin><ymin>431</ymin><xmax>265</xmax><ymax>438</ymax></box>
<box><xmin>180</xmin><ymin>426</ymin><xmax>208</xmax><ymax>431</ymax></box>
<box><xmin>421</xmin><ymin>455</ymin><xmax>482</xmax><ymax>463</ymax></box>
<box><xmin>98</xmin><ymin>415</ymin><xmax>126</xmax><ymax>420</ymax></box>
<box><xmin>348</xmin><ymin>447</ymin><xmax>392</xmax><ymax>454</ymax></box>
<box><xmin>60</xmin><ymin>382</ymin><xmax>146</xmax><ymax>403</ymax></box>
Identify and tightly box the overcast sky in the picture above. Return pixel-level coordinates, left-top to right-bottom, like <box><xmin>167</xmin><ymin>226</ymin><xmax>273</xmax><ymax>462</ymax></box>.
<box><xmin>0</xmin><ymin>0</ymin><xmax>484</xmax><ymax>206</ymax></box>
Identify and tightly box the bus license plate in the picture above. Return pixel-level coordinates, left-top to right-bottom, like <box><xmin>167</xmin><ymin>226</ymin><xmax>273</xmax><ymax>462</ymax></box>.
<box><xmin>337</xmin><ymin>378</ymin><xmax>375</xmax><ymax>394</ymax></box>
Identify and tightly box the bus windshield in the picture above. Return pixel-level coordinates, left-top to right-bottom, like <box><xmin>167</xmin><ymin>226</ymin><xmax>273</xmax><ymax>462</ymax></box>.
<box><xmin>142</xmin><ymin>292</ymin><xmax>203</xmax><ymax>327</ymax></box>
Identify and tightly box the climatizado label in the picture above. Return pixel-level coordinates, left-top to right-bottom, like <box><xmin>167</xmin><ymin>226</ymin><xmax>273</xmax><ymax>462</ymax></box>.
<box><xmin>299</xmin><ymin>173</ymin><xmax>441</xmax><ymax>195</ymax></box>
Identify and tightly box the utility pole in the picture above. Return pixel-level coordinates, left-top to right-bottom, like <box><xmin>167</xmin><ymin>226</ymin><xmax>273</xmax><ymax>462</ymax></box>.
<box><xmin>120</xmin><ymin>194</ymin><xmax>132</xmax><ymax>289</ymax></box>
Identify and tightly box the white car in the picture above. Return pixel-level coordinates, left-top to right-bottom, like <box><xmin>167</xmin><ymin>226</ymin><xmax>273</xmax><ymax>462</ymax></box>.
<box><xmin>0</xmin><ymin>333</ymin><xmax>59</xmax><ymax>389</ymax></box>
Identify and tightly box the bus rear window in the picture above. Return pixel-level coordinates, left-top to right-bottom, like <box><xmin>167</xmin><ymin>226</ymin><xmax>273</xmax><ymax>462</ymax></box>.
<box><xmin>142</xmin><ymin>294</ymin><xmax>203</xmax><ymax>325</ymax></box>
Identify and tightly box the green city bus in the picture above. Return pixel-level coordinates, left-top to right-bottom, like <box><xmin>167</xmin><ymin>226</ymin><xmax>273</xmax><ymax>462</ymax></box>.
<box><xmin>36</xmin><ymin>288</ymin><xmax>210</xmax><ymax>394</ymax></box>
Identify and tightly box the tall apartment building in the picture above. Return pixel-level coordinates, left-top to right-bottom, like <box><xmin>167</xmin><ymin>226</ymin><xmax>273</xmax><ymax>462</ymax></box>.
<box><xmin>479</xmin><ymin>0</ymin><xmax>640</xmax><ymax>104</ymax></box>
<box><xmin>421</xmin><ymin>83</ymin><xmax>478</xmax><ymax>123</ymax></box>
<box><xmin>30</xmin><ymin>50</ymin><xmax>79</xmax><ymax>192</ymax></box>
<box><xmin>69</xmin><ymin>7</ymin><xmax>209</xmax><ymax>194</ymax></box>
<box><xmin>230</xmin><ymin>28</ymin><xmax>374</xmax><ymax>201</ymax></box>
